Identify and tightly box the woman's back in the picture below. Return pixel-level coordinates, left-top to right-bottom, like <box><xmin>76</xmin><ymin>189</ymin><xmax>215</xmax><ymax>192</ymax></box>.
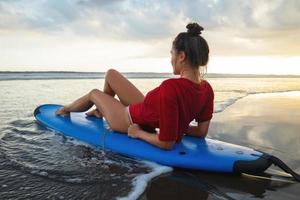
<box><xmin>129</xmin><ymin>77</ymin><xmax>214</xmax><ymax>142</ymax></box>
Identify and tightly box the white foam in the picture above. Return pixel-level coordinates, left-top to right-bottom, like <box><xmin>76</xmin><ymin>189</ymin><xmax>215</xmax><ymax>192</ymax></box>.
<box><xmin>117</xmin><ymin>161</ymin><xmax>172</xmax><ymax>200</ymax></box>
<box><xmin>65</xmin><ymin>178</ymin><xmax>84</xmax><ymax>183</ymax></box>
<box><xmin>214</xmin><ymin>95</ymin><xmax>247</xmax><ymax>113</ymax></box>
<box><xmin>214</xmin><ymin>90</ymin><xmax>300</xmax><ymax>113</ymax></box>
<box><xmin>61</xmin><ymin>134</ymin><xmax>95</xmax><ymax>148</ymax></box>
<box><xmin>249</xmin><ymin>90</ymin><xmax>300</xmax><ymax>97</ymax></box>
<box><xmin>30</xmin><ymin>170</ymin><xmax>48</xmax><ymax>177</ymax></box>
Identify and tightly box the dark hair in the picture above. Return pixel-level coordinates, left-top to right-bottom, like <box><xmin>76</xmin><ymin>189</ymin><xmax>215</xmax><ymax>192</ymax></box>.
<box><xmin>172</xmin><ymin>22</ymin><xmax>209</xmax><ymax>68</ymax></box>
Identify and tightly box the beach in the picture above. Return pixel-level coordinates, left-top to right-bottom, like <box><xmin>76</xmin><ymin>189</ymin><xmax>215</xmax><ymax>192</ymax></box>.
<box><xmin>141</xmin><ymin>91</ymin><xmax>300</xmax><ymax>200</ymax></box>
<box><xmin>0</xmin><ymin>72</ymin><xmax>300</xmax><ymax>199</ymax></box>
<box><xmin>1</xmin><ymin>0</ymin><xmax>300</xmax><ymax>199</ymax></box>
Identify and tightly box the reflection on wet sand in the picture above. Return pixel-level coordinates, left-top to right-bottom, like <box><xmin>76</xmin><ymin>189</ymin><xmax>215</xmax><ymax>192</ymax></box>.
<box><xmin>144</xmin><ymin>169</ymin><xmax>292</xmax><ymax>200</ymax></box>
<box><xmin>211</xmin><ymin>92</ymin><xmax>300</xmax><ymax>162</ymax></box>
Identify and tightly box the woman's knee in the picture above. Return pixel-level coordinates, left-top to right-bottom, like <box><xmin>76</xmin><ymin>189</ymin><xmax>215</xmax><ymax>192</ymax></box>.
<box><xmin>106</xmin><ymin>68</ymin><xmax>120</xmax><ymax>79</ymax></box>
<box><xmin>89</xmin><ymin>89</ymin><xmax>102</xmax><ymax>100</ymax></box>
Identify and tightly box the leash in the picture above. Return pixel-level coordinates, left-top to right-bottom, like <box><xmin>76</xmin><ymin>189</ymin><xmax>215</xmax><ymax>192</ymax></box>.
<box><xmin>267</xmin><ymin>155</ymin><xmax>300</xmax><ymax>182</ymax></box>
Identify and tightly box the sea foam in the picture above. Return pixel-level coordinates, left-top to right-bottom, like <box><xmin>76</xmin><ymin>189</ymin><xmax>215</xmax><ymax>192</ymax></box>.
<box><xmin>117</xmin><ymin>161</ymin><xmax>172</xmax><ymax>200</ymax></box>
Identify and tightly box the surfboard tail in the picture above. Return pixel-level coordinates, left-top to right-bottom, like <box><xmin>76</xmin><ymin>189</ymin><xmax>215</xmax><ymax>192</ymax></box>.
<box><xmin>233</xmin><ymin>153</ymin><xmax>272</xmax><ymax>174</ymax></box>
<box><xmin>234</xmin><ymin>153</ymin><xmax>300</xmax><ymax>182</ymax></box>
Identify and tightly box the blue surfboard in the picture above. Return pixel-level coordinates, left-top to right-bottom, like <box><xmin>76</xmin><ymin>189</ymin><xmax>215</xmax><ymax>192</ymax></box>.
<box><xmin>34</xmin><ymin>104</ymin><xmax>272</xmax><ymax>174</ymax></box>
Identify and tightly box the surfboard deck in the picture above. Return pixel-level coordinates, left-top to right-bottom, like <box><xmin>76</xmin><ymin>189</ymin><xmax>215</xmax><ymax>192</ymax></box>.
<box><xmin>34</xmin><ymin>104</ymin><xmax>272</xmax><ymax>173</ymax></box>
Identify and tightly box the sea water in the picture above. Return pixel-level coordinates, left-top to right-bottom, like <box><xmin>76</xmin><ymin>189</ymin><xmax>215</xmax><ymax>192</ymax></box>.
<box><xmin>1</xmin><ymin>72</ymin><xmax>300</xmax><ymax>199</ymax></box>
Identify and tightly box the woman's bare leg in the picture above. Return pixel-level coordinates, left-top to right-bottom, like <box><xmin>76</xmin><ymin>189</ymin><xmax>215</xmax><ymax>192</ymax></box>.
<box><xmin>55</xmin><ymin>93</ymin><xmax>93</xmax><ymax>115</ymax></box>
<box><xmin>85</xmin><ymin>109</ymin><xmax>103</xmax><ymax>118</ymax></box>
<box><xmin>86</xmin><ymin>69</ymin><xmax>144</xmax><ymax>117</ymax></box>
<box><xmin>104</xmin><ymin>69</ymin><xmax>144</xmax><ymax>105</ymax></box>
<box><xmin>56</xmin><ymin>69</ymin><xmax>144</xmax><ymax>131</ymax></box>
<box><xmin>89</xmin><ymin>89</ymin><xmax>130</xmax><ymax>132</ymax></box>
<box><xmin>58</xmin><ymin>88</ymin><xmax>131</xmax><ymax>132</ymax></box>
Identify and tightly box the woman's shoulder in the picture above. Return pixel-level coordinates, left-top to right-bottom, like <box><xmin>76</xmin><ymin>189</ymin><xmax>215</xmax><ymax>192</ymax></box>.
<box><xmin>160</xmin><ymin>78</ymin><xmax>178</xmax><ymax>87</ymax></box>
<box><xmin>160</xmin><ymin>78</ymin><xmax>213</xmax><ymax>93</ymax></box>
<box><xmin>161</xmin><ymin>77</ymin><xmax>196</xmax><ymax>85</ymax></box>
<box><xmin>162</xmin><ymin>77</ymin><xmax>178</xmax><ymax>83</ymax></box>
<box><xmin>203</xmin><ymin>80</ymin><xmax>214</xmax><ymax>99</ymax></box>
<box><xmin>163</xmin><ymin>77</ymin><xmax>211</xmax><ymax>87</ymax></box>
<box><xmin>158</xmin><ymin>78</ymin><xmax>180</xmax><ymax>96</ymax></box>
<box><xmin>202</xmin><ymin>79</ymin><xmax>213</xmax><ymax>90</ymax></box>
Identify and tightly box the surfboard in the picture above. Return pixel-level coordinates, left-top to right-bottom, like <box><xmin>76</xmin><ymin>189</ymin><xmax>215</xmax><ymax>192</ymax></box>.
<box><xmin>34</xmin><ymin>104</ymin><xmax>272</xmax><ymax>174</ymax></box>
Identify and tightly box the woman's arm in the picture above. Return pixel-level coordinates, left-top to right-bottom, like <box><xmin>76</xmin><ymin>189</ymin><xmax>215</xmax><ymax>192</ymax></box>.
<box><xmin>186</xmin><ymin>120</ymin><xmax>210</xmax><ymax>138</ymax></box>
<box><xmin>128</xmin><ymin>124</ymin><xmax>175</xmax><ymax>150</ymax></box>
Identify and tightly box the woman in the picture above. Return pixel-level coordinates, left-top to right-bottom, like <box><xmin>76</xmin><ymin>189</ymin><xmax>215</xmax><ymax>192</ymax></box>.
<box><xmin>56</xmin><ymin>22</ymin><xmax>214</xmax><ymax>150</ymax></box>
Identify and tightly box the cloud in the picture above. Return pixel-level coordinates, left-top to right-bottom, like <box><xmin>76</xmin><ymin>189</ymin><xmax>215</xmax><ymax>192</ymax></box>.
<box><xmin>1</xmin><ymin>0</ymin><xmax>300</xmax><ymax>35</ymax></box>
<box><xmin>0</xmin><ymin>0</ymin><xmax>300</xmax><ymax>56</ymax></box>
<box><xmin>72</xmin><ymin>0</ymin><xmax>188</xmax><ymax>40</ymax></box>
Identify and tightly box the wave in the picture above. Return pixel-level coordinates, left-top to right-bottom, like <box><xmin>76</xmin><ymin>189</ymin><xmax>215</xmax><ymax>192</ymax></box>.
<box><xmin>2</xmin><ymin>71</ymin><xmax>300</xmax><ymax>81</ymax></box>
<box><xmin>1</xmin><ymin>120</ymin><xmax>172</xmax><ymax>200</ymax></box>
<box><xmin>214</xmin><ymin>90</ymin><xmax>300</xmax><ymax>113</ymax></box>
<box><xmin>117</xmin><ymin>161</ymin><xmax>172</xmax><ymax>200</ymax></box>
<box><xmin>0</xmin><ymin>71</ymin><xmax>173</xmax><ymax>80</ymax></box>
<box><xmin>214</xmin><ymin>95</ymin><xmax>248</xmax><ymax>113</ymax></box>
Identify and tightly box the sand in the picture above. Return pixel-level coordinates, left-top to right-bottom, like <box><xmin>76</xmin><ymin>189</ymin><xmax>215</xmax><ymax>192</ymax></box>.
<box><xmin>141</xmin><ymin>91</ymin><xmax>300</xmax><ymax>200</ymax></box>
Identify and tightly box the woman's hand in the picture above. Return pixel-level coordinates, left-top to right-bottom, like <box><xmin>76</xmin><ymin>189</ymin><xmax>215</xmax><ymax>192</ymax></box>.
<box><xmin>128</xmin><ymin>124</ymin><xmax>175</xmax><ymax>150</ymax></box>
<box><xmin>128</xmin><ymin>123</ymin><xmax>141</xmax><ymax>138</ymax></box>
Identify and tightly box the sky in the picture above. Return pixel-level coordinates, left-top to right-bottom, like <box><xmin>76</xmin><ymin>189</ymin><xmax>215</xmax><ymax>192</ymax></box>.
<box><xmin>0</xmin><ymin>0</ymin><xmax>300</xmax><ymax>74</ymax></box>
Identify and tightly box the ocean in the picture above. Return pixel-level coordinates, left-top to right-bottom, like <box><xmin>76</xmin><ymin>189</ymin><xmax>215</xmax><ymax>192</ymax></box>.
<box><xmin>1</xmin><ymin>72</ymin><xmax>300</xmax><ymax>199</ymax></box>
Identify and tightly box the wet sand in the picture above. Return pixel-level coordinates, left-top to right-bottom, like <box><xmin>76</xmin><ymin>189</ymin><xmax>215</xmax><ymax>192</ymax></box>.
<box><xmin>141</xmin><ymin>92</ymin><xmax>300</xmax><ymax>200</ymax></box>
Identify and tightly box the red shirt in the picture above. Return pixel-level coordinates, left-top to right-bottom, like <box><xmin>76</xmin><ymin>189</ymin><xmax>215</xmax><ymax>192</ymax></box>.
<box><xmin>129</xmin><ymin>78</ymin><xmax>214</xmax><ymax>142</ymax></box>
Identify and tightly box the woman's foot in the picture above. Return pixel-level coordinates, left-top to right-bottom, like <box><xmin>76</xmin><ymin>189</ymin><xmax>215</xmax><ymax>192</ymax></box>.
<box><xmin>86</xmin><ymin>109</ymin><xmax>103</xmax><ymax>118</ymax></box>
<box><xmin>55</xmin><ymin>107</ymin><xmax>70</xmax><ymax>116</ymax></box>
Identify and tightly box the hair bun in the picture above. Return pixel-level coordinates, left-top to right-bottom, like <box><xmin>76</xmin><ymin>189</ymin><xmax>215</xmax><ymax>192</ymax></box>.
<box><xmin>186</xmin><ymin>23</ymin><xmax>203</xmax><ymax>36</ymax></box>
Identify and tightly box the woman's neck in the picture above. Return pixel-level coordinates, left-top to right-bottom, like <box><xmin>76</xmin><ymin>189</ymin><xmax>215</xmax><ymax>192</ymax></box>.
<box><xmin>179</xmin><ymin>67</ymin><xmax>202</xmax><ymax>84</ymax></box>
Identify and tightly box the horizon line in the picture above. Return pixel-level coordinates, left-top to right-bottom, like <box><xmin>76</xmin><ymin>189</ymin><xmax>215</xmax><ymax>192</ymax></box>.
<box><xmin>1</xmin><ymin>70</ymin><xmax>300</xmax><ymax>77</ymax></box>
